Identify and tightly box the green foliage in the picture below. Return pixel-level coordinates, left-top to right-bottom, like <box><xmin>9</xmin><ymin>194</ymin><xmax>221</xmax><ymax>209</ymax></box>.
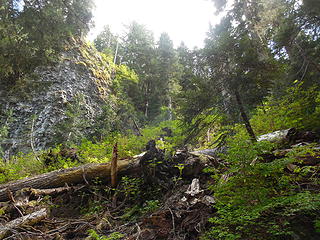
<box><xmin>94</xmin><ymin>25</ymin><xmax>118</xmax><ymax>54</ymax></box>
<box><xmin>120</xmin><ymin>199</ymin><xmax>161</xmax><ymax>221</ymax></box>
<box><xmin>94</xmin><ymin>22</ymin><xmax>182</xmax><ymax>122</ymax></box>
<box><xmin>0</xmin><ymin>152</ymin><xmax>44</xmax><ymax>183</ymax></box>
<box><xmin>183</xmin><ymin>111</ymin><xmax>229</xmax><ymax>147</ymax></box>
<box><xmin>78</xmin><ymin>120</ymin><xmax>185</xmax><ymax>162</ymax></box>
<box><xmin>0</xmin><ymin>109</ymin><xmax>13</xmax><ymax>158</ymax></box>
<box><xmin>87</xmin><ymin>229</ymin><xmax>124</xmax><ymax>240</ymax></box>
<box><xmin>203</xmin><ymin>132</ymin><xmax>320</xmax><ymax>239</ymax></box>
<box><xmin>174</xmin><ymin>163</ymin><xmax>185</xmax><ymax>181</ymax></box>
<box><xmin>0</xmin><ymin>120</ymin><xmax>184</xmax><ymax>184</ymax></box>
<box><xmin>0</xmin><ymin>0</ymin><xmax>94</xmax><ymax>85</ymax></box>
<box><xmin>81</xmin><ymin>199</ymin><xmax>107</xmax><ymax>216</ymax></box>
<box><xmin>44</xmin><ymin>156</ymin><xmax>81</xmax><ymax>172</ymax></box>
<box><xmin>117</xmin><ymin>178</ymin><xmax>162</xmax><ymax>220</ymax></box>
<box><xmin>119</xmin><ymin>21</ymin><xmax>159</xmax><ymax>120</ymax></box>
<box><xmin>141</xmin><ymin>200</ymin><xmax>161</xmax><ymax>214</ymax></box>
<box><xmin>251</xmin><ymin>83</ymin><xmax>320</xmax><ymax>134</ymax></box>
<box><xmin>315</xmin><ymin>219</ymin><xmax>320</xmax><ymax>233</ymax></box>
<box><xmin>118</xmin><ymin>176</ymin><xmax>143</xmax><ymax>201</ymax></box>
<box><xmin>205</xmin><ymin>192</ymin><xmax>320</xmax><ymax>240</ymax></box>
<box><xmin>110</xmin><ymin>63</ymin><xmax>140</xmax><ymax>131</ymax></box>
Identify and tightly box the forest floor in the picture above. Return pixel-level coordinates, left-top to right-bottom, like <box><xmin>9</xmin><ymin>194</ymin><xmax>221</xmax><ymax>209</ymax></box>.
<box><xmin>1</xmin><ymin>129</ymin><xmax>320</xmax><ymax>240</ymax></box>
<box><xmin>0</xmin><ymin>147</ymin><xmax>216</xmax><ymax>240</ymax></box>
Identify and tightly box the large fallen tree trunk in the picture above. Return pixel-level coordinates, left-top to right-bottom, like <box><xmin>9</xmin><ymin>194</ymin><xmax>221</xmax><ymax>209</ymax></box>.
<box><xmin>0</xmin><ymin>157</ymin><xmax>141</xmax><ymax>202</ymax></box>
<box><xmin>0</xmin><ymin>148</ymin><xmax>211</xmax><ymax>202</ymax></box>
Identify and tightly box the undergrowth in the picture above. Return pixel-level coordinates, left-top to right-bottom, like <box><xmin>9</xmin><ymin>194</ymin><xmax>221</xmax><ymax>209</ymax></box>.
<box><xmin>202</xmin><ymin>130</ymin><xmax>320</xmax><ymax>240</ymax></box>
<box><xmin>0</xmin><ymin>120</ymin><xmax>184</xmax><ymax>183</ymax></box>
<box><xmin>251</xmin><ymin>83</ymin><xmax>320</xmax><ymax>135</ymax></box>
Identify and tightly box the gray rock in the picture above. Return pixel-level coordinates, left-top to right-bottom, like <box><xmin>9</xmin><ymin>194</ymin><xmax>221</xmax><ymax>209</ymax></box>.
<box><xmin>0</xmin><ymin>45</ymin><xmax>114</xmax><ymax>158</ymax></box>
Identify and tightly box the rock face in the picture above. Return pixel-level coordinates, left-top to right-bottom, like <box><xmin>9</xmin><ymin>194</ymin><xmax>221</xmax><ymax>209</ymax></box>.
<box><xmin>0</xmin><ymin>42</ymin><xmax>114</xmax><ymax>159</ymax></box>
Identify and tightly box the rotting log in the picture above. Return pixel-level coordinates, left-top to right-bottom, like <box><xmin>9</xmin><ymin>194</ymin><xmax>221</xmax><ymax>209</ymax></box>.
<box><xmin>0</xmin><ymin>208</ymin><xmax>47</xmax><ymax>239</ymax></box>
<box><xmin>0</xmin><ymin>148</ymin><xmax>213</xmax><ymax>202</ymax></box>
<box><xmin>257</xmin><ymin>128</ymin><xmax>318</xmax><ymax>143</ymax></box>
<box><xmin>0</xmin><ymin>157</ymin><xmax>141</xmax><ymax>202</ymax></box>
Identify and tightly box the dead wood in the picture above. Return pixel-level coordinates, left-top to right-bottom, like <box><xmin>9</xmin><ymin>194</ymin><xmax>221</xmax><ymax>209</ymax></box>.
<box><xmin>258</xmin><ymin>128</ymin><xmax>318</xmax><ymax>143</ymax></box>
<box><xmin>26</xmin><ymin>186</ymin><xmax>74</xmax><ymax>196</ymax></box>
<box><xmin>111</xmin><ymin>143</ymin><xmax>118</xmax><ymax>188</ymax></box>
<box><xmin>0</xmin><ymin>157</ymin><xmax>141</xmax><ymax>202</ymax></box>
<box><xmin>0</xmin><ymin>146</ymin><xmax>213</xmax><ymax>202</ymax></box>
<box><xmin>0</xmin><ymin>208</ymin><xmax>47</xmax><ymax>239</ymax></box>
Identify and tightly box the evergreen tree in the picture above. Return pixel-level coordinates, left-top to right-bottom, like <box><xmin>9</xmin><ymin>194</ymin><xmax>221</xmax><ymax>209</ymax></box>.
<box><xmin>155</xmin><ymin>33</ymin><xmax>177</xmax><ymax>120</ymax></box>
<box><xmin>94</xmin><ymin>25</ymin><xmax>118</xmax><ymax>55</ymax></box>
<box><xmin>0</xmin><ymin>0</ymin><xmax>94</xmax><ymax>85</ymax></box>
<box><xmin>121</xmin><ymin>22</ymin><xmax>159</xmax><ymax>121</ymax></box>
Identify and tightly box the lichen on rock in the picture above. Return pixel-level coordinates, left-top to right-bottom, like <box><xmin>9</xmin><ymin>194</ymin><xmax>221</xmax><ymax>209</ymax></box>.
<box><xmin>0</xmin><ymin>39</ymin><xmax>116</xmax><ymax>158</ymax></box>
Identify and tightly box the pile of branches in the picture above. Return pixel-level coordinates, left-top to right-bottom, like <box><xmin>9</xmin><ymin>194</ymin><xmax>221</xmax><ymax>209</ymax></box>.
<box><xmin>0</xmin><ymin>142</ymin><xmax>217</xmax><ymax>239</ymax></box>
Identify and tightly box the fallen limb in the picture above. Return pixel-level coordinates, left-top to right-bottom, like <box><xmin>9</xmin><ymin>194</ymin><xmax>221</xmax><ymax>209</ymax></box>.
<box><xmin>0</xmin><ymin>208</ymin><xmax>47</xmax><ymax>239</ymax></box>
<box><xmin>29</xmin><ymin>186</ymin><xmax>72</xmax><ymax>196</ymax></box>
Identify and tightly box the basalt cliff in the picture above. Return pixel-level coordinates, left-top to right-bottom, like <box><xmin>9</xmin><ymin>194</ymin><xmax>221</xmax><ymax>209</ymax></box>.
<box><xmin>0</xmin><ymin>40</ymin><xmax>115</xmax><ymax>158</ymax></box>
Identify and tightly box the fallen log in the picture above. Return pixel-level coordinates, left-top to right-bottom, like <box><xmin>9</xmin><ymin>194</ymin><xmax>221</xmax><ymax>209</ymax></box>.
<box><xmin>257</xmin><ymin>128</ymin><xmax>292</xmax><ymax>142</ymax></box>
<box><xmin>0</xmin><ymin>147</ymin><xmax>213</xmax><ymax>202</ymax></box>
<box><xmin>257</xmin><ymin>128</ymin><xmax>318</xmax><ymax>143</ymax></box>
<box><xmin>0</xmin><ymin>208</ymin><xmax>47</xmax><ymax>239</ymax></box>
<box><xmin>0</xmin><ymin>157</ymin><xmax>141</xmax><ymax>202</ymax></box>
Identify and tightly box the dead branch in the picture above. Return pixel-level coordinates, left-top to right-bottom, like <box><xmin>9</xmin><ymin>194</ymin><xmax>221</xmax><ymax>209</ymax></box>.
<box><xmin>111</xmin><ymin>143</ymin><xmax>118</xmax><ymax>188</ymax></box>
<box><xmin>0</xmin><ymin>208</ymin><xmax>47</xmax><ymax>239</ymax></box>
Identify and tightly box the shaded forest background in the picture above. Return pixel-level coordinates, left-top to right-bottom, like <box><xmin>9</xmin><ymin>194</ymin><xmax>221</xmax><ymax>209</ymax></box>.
<box><xmin>1</xmin><ymin>0</ymin><xmax>319</xmax><ymax>142</ymax></box>
<box><xmin>0</xmin><ymin>1</ymin><xmax>320</xmax><ymax>239</ymax></box>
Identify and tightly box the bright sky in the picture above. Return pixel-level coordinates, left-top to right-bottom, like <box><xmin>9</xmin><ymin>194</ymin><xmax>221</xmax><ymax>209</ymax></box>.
<box><xmin>88</xmin><ymin>0</ymin><xmax>221</xmax><ymax>48</ymax></box>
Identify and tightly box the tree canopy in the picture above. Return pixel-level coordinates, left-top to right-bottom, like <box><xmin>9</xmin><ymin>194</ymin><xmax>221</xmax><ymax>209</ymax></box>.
<box><xmin>0</xmin><ymin>0</ymin><xmax>94</xmax><ymax>85</ymax></box>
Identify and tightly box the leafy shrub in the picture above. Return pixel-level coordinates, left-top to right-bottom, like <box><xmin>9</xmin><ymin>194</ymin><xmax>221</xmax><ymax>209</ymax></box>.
<box><xmin>203</xmin><ymin>133</ymin><xmax>320</xmax><ymax>239</ymax></box>
<box><xmin>0</xmin><ymin>120</ymin><xmax>184</xmax><ymax>184</ymax></box>
<box><xmin>141</xmin><ymin>200</ymin><xmax>161</xmax><ymax>214</ymax></box>
<box><xmin>118</xmin><ymin>176</ymin><xmax>143</xmax><ymax>201</ymax></box>
<box><xmin>87</xmin><ymin>229</ymin><xmax>124</xmax><ymax>240</ymax></box>
<box><xmin>78</xmin><ymin>120</ymin><xmax>185</xmax><ymax>163</ymax></box>
<box><xmin>0</xmin><ymin>152</ymin><xmax>44</xmax><ymax>183</ymax></box>
<box><xmin>251</xmin><ymin>83</ymin><xmax>320</xmax><ymax>135</ymax></box>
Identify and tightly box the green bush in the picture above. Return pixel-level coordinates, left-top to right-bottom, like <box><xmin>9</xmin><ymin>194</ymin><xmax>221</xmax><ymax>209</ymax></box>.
<box><xmin>203</xmin><ymin>133</ymin><xmax>320</xmax><ymax>239</ymax></box>
<box><xmin>0</xmin><ymin>120</ymin><xmax>184</xmax><ymax>183</ymax></box>
<box><xmin>78</xmin><ymin>120</ymin><xmax>185</xmax><ymax>163</ymax></box>
<box><xmin>0</xmin><ymin>152</ymin><xmax>44</xmax><ymax>183</ymax></box>
<box><xmin>251</xmin><ymin>83</ymin><xmax>320</xmax><ymax>135</ymax></box>
<box><xmin>87</xmin><ymin>229</ymin><xmax>124</xmax><ymax>240</ymax></box>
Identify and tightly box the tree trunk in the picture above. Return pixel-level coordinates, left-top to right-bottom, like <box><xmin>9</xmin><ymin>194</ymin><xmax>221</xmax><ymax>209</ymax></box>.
<box><xmin>0</xmin><ymin>158</ymin><xmax>141</xmax><ymax>202</ymax></box>
<box><xmin>0</xmin><ymin>148</ymin><xmax>212</xmax><ymax>202</ymax></box>
<box><xmin>168</xmin><ymin>96</ymin><xmax>173</xmax><ymax>121</ymax></box>
<box><xmin>234</xmin><ymin>90</ymin><xmax>257</xmax><ymax>142</ymax></box>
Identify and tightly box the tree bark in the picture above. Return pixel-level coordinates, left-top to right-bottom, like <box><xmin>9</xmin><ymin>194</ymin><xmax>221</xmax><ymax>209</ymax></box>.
<box><xmin>131</xmin><ymin>116</ymin><xmax>143</xmax><ymax>136</ymax></box>
<box><xmin>0</xmin><ymin>158</ymin><xmax>141</xmax><ymax>202</ymax></box>
<box><xmin>234</xmin><ymin>90</ymin><xmax>257</xmax><ymax>142</ymax></box>
<box><xmin>0</xmin><ymin>208</ymin><xmax>47</xmax><ymax>239</ymax></box>
<box><xmin>0</xmin><ymin>148</ymin><xmax>213</xmax><ymax>202</ymax></box>
<box><xmin>111</xmin><ymin>143</ymin><xmax>118</xmax><ymax>188</ymax></box>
